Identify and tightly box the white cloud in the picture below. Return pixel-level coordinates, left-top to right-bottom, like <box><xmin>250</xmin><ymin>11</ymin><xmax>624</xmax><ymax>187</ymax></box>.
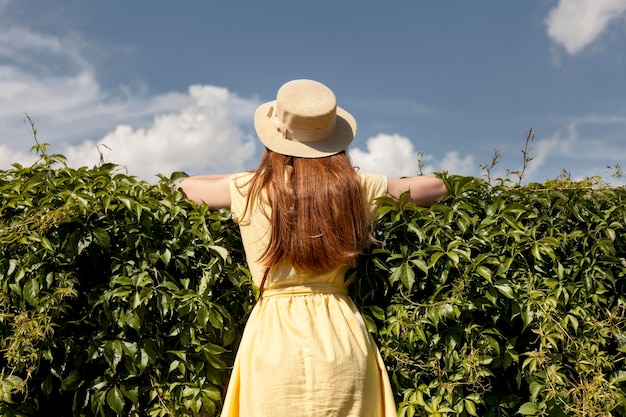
<box><xmin>439</xmin><ymin>151</ymin><xmax>476</xmax><ymax>176</ymax></box>
<box><xmin>520</xmin><ymin>114</ymin><xmax>626</xmax><ymax>182</ymax></box>
<box><xmin>0</xmin><ymin>26</ymin><xmax>89</xmax><ymax>72</ymax></box>
<box><xmin>524</xmin><ymin>124</ymin><xmax>577</xmax><ymax>178</ymax></box>
<box><xmin>0</xmin><ymin>23</ymin><xmax>109</xmax><ymax>145</ymax></box>
<box><xmin>0</xmin><ymin>24</ymin><xmax>199</xmax><ymax>147</ymax></box>
<box><xmin>349</xmin><ymin>134</ymin><xmax>423</xmax><ymax>177</ymax></box>
<box><xmin>63</xmin><ymin>85</ymin><xmax>258</xmax><ymax>180</ymax></box>
<box><xmin>545</xmin><ymin>0</ymin><xmax>626</xmax><ymax>55</ymax></box>
<box><xmin>1</xmin><ymin>81</ymin><xmax>260</xmax><ymax>180</ymax></box>
<box><xmin>0</xmin><ymin>15</ymin><xmax>261</xmax><ymax>181</ymax></box>
<box><xmin>349</xmin><ymin>133</ymin><xmax>476</xmax><ymax>178</ymax></box>
<box><xmin>0</xmin><ymin>67</ymin><xmax>101</xmax><ymax>119</ymax></box>
<box><xmin>0</xmin><ymin>143</ymin><xmax>37</xmax><ymax>169</ymax></box>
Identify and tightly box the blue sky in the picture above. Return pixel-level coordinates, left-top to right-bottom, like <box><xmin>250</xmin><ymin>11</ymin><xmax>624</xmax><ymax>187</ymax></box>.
<box><xmin>1</xmin><ymin>0</ymin><xmax>625</xmax><ymax>184</ymax></box>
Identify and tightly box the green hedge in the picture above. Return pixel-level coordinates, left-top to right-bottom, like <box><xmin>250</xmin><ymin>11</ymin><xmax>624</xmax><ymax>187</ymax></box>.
<box><xmin>1</xmin><ymin>149</ymin><xmax>624</xmax><ymax>416</ymax></box>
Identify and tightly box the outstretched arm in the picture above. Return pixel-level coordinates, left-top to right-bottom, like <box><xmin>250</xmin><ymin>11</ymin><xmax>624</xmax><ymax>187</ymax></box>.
<box><xmin>387</xmin><ymin>176</ymin><xmax>449</xmax><ymax>207</ymax></box>
<box><xmin>178</xmin><ymin>174</ymin><xmax>232</xmax><ymax>209</ymax></box>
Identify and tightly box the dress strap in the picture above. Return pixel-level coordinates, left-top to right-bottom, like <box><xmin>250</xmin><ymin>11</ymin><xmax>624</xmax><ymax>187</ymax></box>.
<box><xmin>255</xmin><ymin>267</ymin><xmax>270</xmax><ymax>304</ymax></box>
<box><xmin>259</xmin><ymin>268</ymin><xmax>270</xmax><ymax>296</ymax></box>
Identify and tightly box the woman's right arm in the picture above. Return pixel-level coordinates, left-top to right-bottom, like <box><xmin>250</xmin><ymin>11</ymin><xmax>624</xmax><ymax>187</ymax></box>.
<box><xmin>387</xmin><ymin>176</ymin><xmax>449</xmax><ymax>207</ymax></box>
<box><xmin>178</xmin><ymin>174</ymin><xmax>232</xmax><ymax>208</ymax></box>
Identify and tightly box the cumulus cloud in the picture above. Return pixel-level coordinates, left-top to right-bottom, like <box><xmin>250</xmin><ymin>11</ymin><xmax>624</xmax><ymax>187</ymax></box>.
<box><xmin>63</xmin><ymin>85</ymin><xmax>258</xmax><ymax>179</ymax></box>
<box><xmin>0</xmin><ymin>143</ymin><xmax>37</xmax><ymax>169</ymax></box>
<box><xmin>0</xmin><ymin>12</ymin><xmax>261</xmax><ymax>180</ymax></box>
<box><xmin>439</xmin><ymin>151</ymin><xmax>475</xmax><ymax>176</ymax></box>
<box><xmin>349</xmin><ymin>134</ymin><xmax>423</xmax><ymax>177</ymax></box>
<box><xmin>1</xmin><ymin>81</ymin><xmax>260</xmax><ymax>180</ymax></box>
<box><xmin>545</xmin><ymin>0</ymin><xmax>626</xmax><ymax>54</ymax></box>
<box><xmin>0</xmin><ymin>23</ymin><xmax>104</xmax><ymax>145</ymax></box>
<box><xmin>349</xmin><ymin>133</ymin><xmax>477</xmax><ymax>178</ymax></box>
<box><xmin>523</xmin><ymin>124</ymin><xmax>577</xmax><ymax>178</ymax></box>
<box><xmin>520</xmin><ymin>115</ymin><xmax>626</xmax><ymax>183</ymax></box>
<box><xmin>0</xmin><ymin>23</ymin><xmax>132</xmax><ymax>147</ymax></box>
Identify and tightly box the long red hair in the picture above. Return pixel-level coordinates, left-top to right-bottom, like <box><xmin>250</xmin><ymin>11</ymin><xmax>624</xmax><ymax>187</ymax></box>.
<box><xmin>243</xmin><ymin>149</ymin><xmax>372</xmax><ymax>272</ymax></box>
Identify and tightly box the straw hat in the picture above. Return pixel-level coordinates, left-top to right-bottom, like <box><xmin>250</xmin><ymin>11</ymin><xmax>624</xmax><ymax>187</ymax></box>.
<box><xmin>254</xmin><ymin>79</ymin><xmax>357</xmax><ymax>158</ymax></box>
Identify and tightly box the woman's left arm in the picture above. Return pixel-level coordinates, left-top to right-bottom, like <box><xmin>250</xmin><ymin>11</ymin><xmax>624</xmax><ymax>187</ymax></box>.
<box><xmin>178</xmin><ymin>174</ymin><xmax>232</xmax><ymax>209</ymax></box>
<box><xmin>387</xmin><ymin>175</ymin><xmax>449</xmax><ymax>207</ymax></box>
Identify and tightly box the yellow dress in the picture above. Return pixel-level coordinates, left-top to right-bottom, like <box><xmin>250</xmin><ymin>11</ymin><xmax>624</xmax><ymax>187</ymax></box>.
<box><xmin>220</xmin><ymin>172</ymin><xmax>397</xmax><ymax>417</ymax></box>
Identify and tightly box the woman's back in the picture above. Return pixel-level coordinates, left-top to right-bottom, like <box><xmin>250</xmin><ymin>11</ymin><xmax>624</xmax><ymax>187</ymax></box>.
<box><xmin>222</xmin><ymin>169</ymin><xmax>397</xmax><ymax>417</ymax></box>
<box><xmin>229</xmin><ymin>168</ymin><xmax>388</xmax><ymax>290</ymax></box>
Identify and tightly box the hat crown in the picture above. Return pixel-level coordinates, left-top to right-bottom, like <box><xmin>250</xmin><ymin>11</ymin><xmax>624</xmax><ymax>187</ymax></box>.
<box><xmin>275</xmin><ymin>80</ymin><xmax>336</xmax><ymax>133</ymax></box>
<box><xmin>254</xmin><ymin>79</ymin><xmax>356</xmax><ymax>158</ymax></box>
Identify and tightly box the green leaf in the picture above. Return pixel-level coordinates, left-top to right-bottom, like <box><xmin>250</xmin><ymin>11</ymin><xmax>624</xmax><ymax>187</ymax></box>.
<box><xmin>494</xmin><ymin>284</ymin><xmax>515</xmax><ymax>299</ymax></box>
<box><xmin>369</xmin><ymin>305</ymin><xmax>385</xmax><ymax>321</ymax></box>
<box><xmin>476</xmin><ymin>265</ymin><xmax>492</xmax><ymax>281</ymax></box>
<box><xmin>40</xmin><ymin>236</ymin><xmax>53</xmax><ymax>251</ymax></box>
<box><xmin>610</xmin><ymin>370</ymin><xmax>626</xmax><ymax>384</ymax></box>
<box><xmin>531</xmin><ymin>243</ymin><xmax>542</xmax><ymax>260</ymax></box>
<box><xmin>92</xmin><ymin>228</ymin><xmax>110</xmax><ymax>250</ymax></box>
<box><xmin>106</xmin><ymin>386</ymin><xmax>125</xmax><ymax>415</ymax></box>
<box><xmin>61</xmin><ymin>370</ymin><xmax>81</xmax><ymax>391</ymax></box>
<box><xmin>208</xmin><ymin>245</ymin><xmax>230</xmax><ymax>261</ymax></box>
<box><xmin>464</xmin><ymin>398</ymin><xmax>478</xmax><ymax>416</ymax></box>
<box><xmin>529</xmin><ymin>381</ymin><xmax>543</xmax><ymax>401</ymax></box>
<box><xmin>517</xmin><ymin>402</ymin><xmax>539</xmax><ymax>415</ymax></box>
<box><xmin>23</xmin><ymin>278</ymin><xmax>40</xmax><ymax>306</ymax></box>
<box><xmin>399</xmin><ymin>262</ymin><xmax>415</xmax><ymax>292</ymax></box>
<box><xmin>160</xmin><ymin>248</ymin><xmax>172</xmax><ymax>266</ymax></box>
<box><xmin>363</xmin><ymin>314</ymin><xmax>377</xmax><ymax>334</ymax></box>
<box><xmin>121</xmin><ymin>384</ymin><xmax>139</xmax><ymax>403</ymax></box>
<box><xmin>410</xmin><ymin>258</ymin><xmax>428</xmax><ymax>274</ymax></box>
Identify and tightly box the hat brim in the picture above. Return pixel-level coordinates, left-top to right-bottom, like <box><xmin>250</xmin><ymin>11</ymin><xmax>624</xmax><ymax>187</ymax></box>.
<box><xmin>254</xmin><ymin>101</ymin><xmax>357</xmax><ymax>158</ymax></box>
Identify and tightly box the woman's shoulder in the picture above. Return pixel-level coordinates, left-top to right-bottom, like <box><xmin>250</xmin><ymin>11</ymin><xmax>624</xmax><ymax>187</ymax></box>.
<box><xmin>230</xmin><ymin>171</ymin><xmax>256</xmax><ymax>193</ymax></box>
<box><xmin>357</xmin><ymin>172</ymin><xmax>388</xmax><ymax>194</ymax></box>
<box><xmin>356</xmin><ymin>173</ymin><xmax>388</xmax><ymax>210</ymax></box>
<box><xmin>231</xmin><ymin>171</ymin><xmax>256</xmax><ymax>183</ymax></box>
<box><xmin>357</xmin><ymin>172</ymin><xmax>387</xmax><ymax>182</ymax></box>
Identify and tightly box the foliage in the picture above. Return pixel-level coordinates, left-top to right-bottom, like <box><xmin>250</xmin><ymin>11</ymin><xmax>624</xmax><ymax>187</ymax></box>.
<box><xmin>1</xmin><ymin>143</ymin><xmax>625</xmax><ymax>416</ymax></box>
<box><xmin>357</xmin><ymin>176</ymin><xmax>626</xmax><ymax>417</ymax></box>
<box><xmin>0</xmin><ymin>146</ymin><xmax>252</xmax><ymax>416</ymax></box>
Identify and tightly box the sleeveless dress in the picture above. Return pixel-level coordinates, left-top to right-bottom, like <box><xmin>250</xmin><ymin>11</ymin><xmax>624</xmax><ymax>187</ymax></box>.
<box><xmin>220</xmin><ymin>172</ymin><xmax>397</xmax><ymax>417</ymax></box>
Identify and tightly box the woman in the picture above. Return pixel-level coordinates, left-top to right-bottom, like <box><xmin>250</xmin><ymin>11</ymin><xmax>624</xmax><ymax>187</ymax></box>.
<box><xmin>180</xmin><ymin>79</ymin><xmax>448</xmax><ymax>417</ymax></box>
